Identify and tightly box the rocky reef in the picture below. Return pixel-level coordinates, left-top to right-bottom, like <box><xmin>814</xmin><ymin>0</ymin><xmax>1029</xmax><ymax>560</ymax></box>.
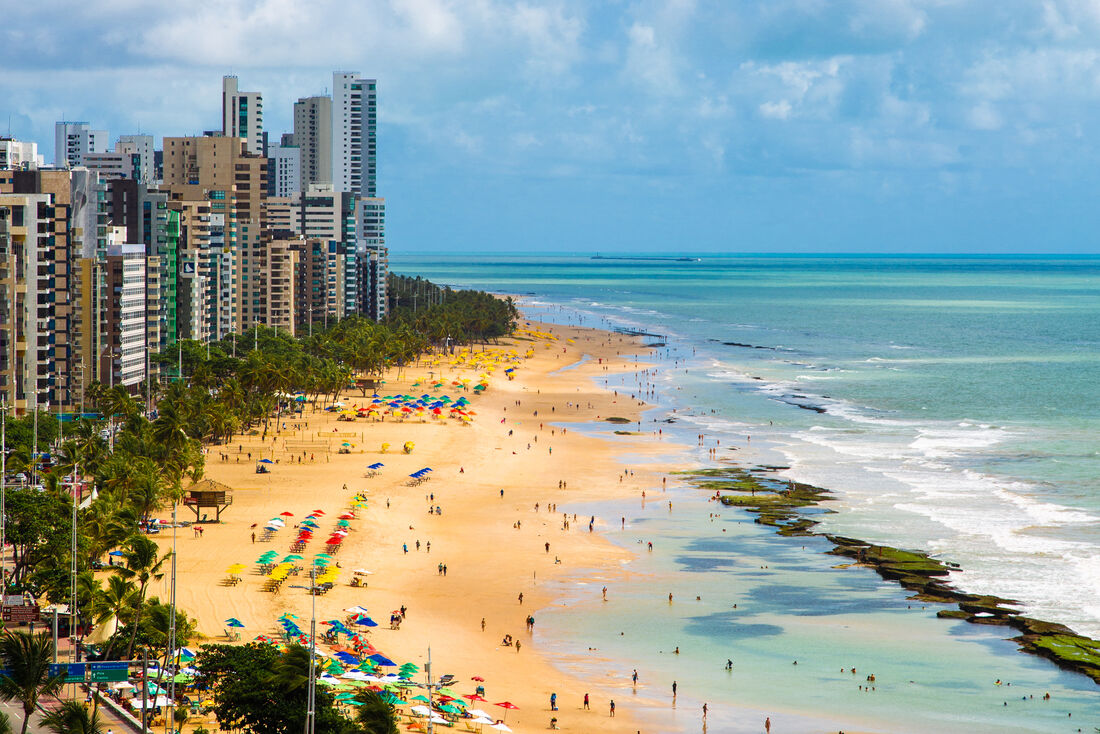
<box><xmin>678</xmin><ymin>465</ymin><xmax>1100</xmax><ymax>684</ymax></box>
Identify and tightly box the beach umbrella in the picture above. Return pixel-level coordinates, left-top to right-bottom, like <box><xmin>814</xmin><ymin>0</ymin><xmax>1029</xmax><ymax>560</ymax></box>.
<box><xmin>108</xmin><ymin>550</ymin><xmax>125</xmax><ymax>557</ymax></box>
<box><xmin>345</xmin><ymin>605</ymin><xmax>371</xmax><ymax>616</ymax></box>
<box><xmin>490</xmin><ymin>724</ymin><xmax>512</xmax><ymax>732</ymax></box>
<box><xmin>279</xmin><ymin>511</ymin><xmax>294</xmax><ymax>516</ymax></box>
<box><xmin>494</xmin><ymin>702</ymin><xmax>518</xmax><ymax>711</ymax></box>
<box><xmin>367</xmin><ymin>653</ymin><xmax>395</xmax><ymax>666</ymax></box>
<box><xmin>334</xmin><ymin>651</ymin><xmax>360</xmax><ymax>665</ymax></box>
<box><xmin>463</xmin><ymin>694</ymin><xmax>486</xmax><ymax>703</ymax></box>
<box><xmin>225</xmin><ymin>618</ymin><xmax>245</xmax><ymax>628</ymax></box>
<box><xmin>259</xmin><ymin>458</ymin><xmax>274</xmax><ymax>464</ymax></box>
<box><xmin>225</xmin><ymin>564</ymin><xmax>247</xmax><ymax>574</ymax></box>
<box><xmin>338</xmin><ymin>512</ymin><xmax>355</xmax><ymax>519</ymax></box>
<box><xmin>353</xmin><ymin>616</ymin><xmax>378</xmax><ymax>628</ymax></box>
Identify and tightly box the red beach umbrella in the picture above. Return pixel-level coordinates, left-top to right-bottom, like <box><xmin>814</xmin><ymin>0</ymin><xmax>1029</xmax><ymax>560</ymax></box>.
<box><xmin>495</xmin><ymin>702</ymin><xmax>518</xmax><ymax>710</ymax></box>
<box><xmin>280</xmin><ymin>511</ymin><xmax>294</xmax><ymax>517</ymax></box>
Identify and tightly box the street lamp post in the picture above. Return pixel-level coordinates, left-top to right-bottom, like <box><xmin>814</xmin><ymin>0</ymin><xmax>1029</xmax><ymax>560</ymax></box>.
<box><xmin>290</xmin><ymin>564</ymin><xmax>319</xmax><ymax>734</ymax></box>
<box><xmin>1</xmin><ymin>396</ymin><xmax>7</xmax><ymax>591</ymax></box>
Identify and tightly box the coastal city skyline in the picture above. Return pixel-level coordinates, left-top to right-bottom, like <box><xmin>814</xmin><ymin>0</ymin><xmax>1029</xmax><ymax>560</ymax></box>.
<box><xmin>5</xmin><ymin>1</ymin><xmax>1100</xmax><ymax>253</ymax></box>
<box><xmin>2</xmin><ymin>4</ymin><xmax>1100</xmax><ymax>734</ymax></box>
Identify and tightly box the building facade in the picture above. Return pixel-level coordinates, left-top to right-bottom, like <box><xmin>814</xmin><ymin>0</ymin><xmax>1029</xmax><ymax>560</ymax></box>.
<box><xmin>293</xmin><ymin>95</ymin><xmax>333</xmax><ymax>188</ymax></box>
<box><xmin>332</xmin><ymin>72</ymin><xmax>377</xmax><ymax>198</ymax></box>
<box><xmin>55</xmin><ymin>121</ymin><xmax>108</xmax><ymax>168</ymax></box>
<box><xmin>222</xmin><ymin>76</ymin><xmax>264</xmax><ymax>155</ymax></box>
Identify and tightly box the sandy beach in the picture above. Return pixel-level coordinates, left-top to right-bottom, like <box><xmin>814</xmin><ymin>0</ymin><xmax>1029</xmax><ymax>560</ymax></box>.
<box><xmin>143</xmin><ymin>321</ymin><xmax>685</xmax><ymax>733</ymax></box>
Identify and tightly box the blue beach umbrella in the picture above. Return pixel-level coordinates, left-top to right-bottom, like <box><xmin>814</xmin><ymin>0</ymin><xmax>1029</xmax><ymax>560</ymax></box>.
<box><xmin>225</xmin><ymin>618</ymin><xmax>245</xmax><ymax>628</ymax></box>
<box><xmin>367</xmin><ymin>653</ymin><xmax>396</xmax><ymax>666</ymax></box>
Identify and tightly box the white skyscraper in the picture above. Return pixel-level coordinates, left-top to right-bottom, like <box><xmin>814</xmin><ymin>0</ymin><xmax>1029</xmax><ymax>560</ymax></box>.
<box><xmin>332</xmin><ymin>71</ymin><xmax>377</xmax><ymax>198</ymax></box>
<box><xmin>222</xmin><ymin>75</ymin><xmax>264</xmax><ymax>154</ymax></box>
<box><xmin>54</xmin><ymin>121</ymin><xmax>108</xmax><ymax>168</ymax></box>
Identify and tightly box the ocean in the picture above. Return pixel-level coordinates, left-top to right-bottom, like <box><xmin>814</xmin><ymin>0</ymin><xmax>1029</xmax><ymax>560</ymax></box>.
<box><xmin>390</xmin><ymin>253</ymin><xmax>1100</xmax><ymax>732</ymax></box>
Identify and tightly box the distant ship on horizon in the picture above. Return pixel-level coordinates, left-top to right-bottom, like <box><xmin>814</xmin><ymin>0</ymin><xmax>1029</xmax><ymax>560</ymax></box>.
<box><xmin>591</xmin><ymin>253</ymin><xmax>701</xmax><ymax>262</ymax></box>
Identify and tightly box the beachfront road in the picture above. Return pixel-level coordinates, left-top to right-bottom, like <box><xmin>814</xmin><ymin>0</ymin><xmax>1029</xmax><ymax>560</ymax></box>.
<box><xmin>0</xmin><ymin>701</ymin><xmax>47</xmax><ymax>733</ymax></box>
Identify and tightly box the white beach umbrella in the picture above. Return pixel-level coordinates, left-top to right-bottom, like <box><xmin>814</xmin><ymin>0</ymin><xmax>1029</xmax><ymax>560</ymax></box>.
<box><xmin>471</xmin><ymin>715</ymin><xmax>494</xmax><ymax>724</ymax></box>
<box><xmin>466</xmin><ymin>709</ymin><xmax>492</xmax><ymax>719</ymax></box>
<box><xmin>345</xmin><ymin>605</ymin><xmax>371</xmax><ymax>616</ymax></box>
<box><xmin>490</xmin><ymin>724</ymin><xmax>512</xmax><ymax>733</ymax></box>
<box><xmin>410</xmin><ymin>705</ymin><xmax>432</xmax><ymax>717</ymax></box>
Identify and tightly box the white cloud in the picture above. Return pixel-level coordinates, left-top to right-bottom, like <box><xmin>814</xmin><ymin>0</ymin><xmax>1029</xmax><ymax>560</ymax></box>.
<box><xmin>759</xmin><ymin>100</ymin><xmax>792</xmax><ymax>119</ymax></box>
<box><xmin>968</xmin><ymin>102</ymin><xmax>1003</xmax><ymax>131</ymax></box>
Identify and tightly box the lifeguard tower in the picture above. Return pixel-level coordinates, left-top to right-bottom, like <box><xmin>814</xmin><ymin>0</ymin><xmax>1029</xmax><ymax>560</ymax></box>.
<box><xmin>183</xmin><ymin>478</ymin><xmax>234</xmax><ymax>523</ymax></box>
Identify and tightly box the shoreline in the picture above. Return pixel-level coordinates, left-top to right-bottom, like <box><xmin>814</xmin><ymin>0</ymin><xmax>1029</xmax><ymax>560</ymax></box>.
<box><xmin>149</xmin><ymin>319</ymin><xmax>685</xmax><ymax>733</ymax></box>
<box><xmin>514</xmin><ymin>296</ymin><xmax>1100</xmax><ymax>691</ymax></box>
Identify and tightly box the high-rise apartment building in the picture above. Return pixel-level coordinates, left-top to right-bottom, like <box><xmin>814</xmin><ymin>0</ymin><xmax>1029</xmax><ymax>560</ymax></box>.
<box><xmin>269</xmin><ymin>145</ymin><xmax>301</xmax><ymax>198</ymax></box>
<box><xmin>358</xmin><ymin>198</ymin><xmax>387</xmax><ymax>320</ymax></box>
<box><xmin>222</xmin><ymin>76</ymin><xmax>264</xmax><ymax>155</ymax></box>
<box><xmin>54</xmin><ymin>121</ymin><xmax>108</xmax><ymax>168</ymax></box>
<box><xmin>0</xmin><ymin>138</ymin><xmax>42</xmax><ymax>170</ymax></box>
<box><xmin>293</xmin><ymin>95</ymin><xmax>333</xmax><ymax>188</ymax></box>
<box><xmin>332</xmin><ymin>72</ymin><xmax>377</xmax><ymax>198</ymax></box>
<box><xmin>162</xmin><ymin>135</ymin><xmax>267</xmax><ymax>333</ymax></box>
<box><xmin>103</xmin><ymin>231</ymin><xmax>147</xmax><ymax>388</ymax></box>
<box><xmin>0</xmin><ymin>173</ymin><xmax>77</xmax><ymax>413</ymax></box>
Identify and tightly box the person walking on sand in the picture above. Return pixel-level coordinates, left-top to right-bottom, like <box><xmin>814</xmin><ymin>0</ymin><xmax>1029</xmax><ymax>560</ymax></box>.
<box><xmin>632</xmin><ymin>669</ymin><xmax>638</xmax><ymax>686</ymax></box>
<box><xmin>583</xmin><ymin>693</ymin><xmax>590</xmax><ymax>710</ymax></box>
<box><xmin>609</xmin><ymin>700</ymin><xmax>615</xmax><ymax>717</ymax></box>
<box><xmin>702</xmin><ymin>703</ymin><xmax>707</xmax><ymax>721</ymax></box>
<box><xmin>550</xmin><ymin>692</ymin><xmax>557</xmax><ymax>711</ymax></box>
<box><xmin>672</xmin><ymin>681</ymin><xmax>677</xmax><ymax>698</ymax></box>
<box><xmin>765</xmin><ymin>716</ymin><xmax>771</xmax><ymax>733</ymax></box>
<box><xmin>602</xmin><ymin>586</ymin><xmax>607</xmax><ymax>601</ymax></box>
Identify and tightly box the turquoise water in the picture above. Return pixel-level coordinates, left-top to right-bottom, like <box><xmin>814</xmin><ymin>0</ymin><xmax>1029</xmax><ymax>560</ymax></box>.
<box><xmin>391</xmin><ymin>254</ymin><xmax>1100</xmax><ymax>731</ymax></box>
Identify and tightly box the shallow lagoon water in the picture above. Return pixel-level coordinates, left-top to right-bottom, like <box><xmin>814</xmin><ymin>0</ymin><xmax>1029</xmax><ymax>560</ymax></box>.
<box><xmin>538</xmin><ymin>487</ymin><xmax>1100</xmax><ymax>733</ymax></box>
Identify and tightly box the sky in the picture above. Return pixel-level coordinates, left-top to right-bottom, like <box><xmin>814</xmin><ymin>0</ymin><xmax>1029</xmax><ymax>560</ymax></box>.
<box><xmin>4</xmin><ymin>0</ymin><xmax>1100</xmax><ymax>254</ymax></box>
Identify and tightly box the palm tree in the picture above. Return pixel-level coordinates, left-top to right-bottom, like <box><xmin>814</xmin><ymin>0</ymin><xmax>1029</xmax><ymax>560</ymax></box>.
<box><xmin>92</xmin><ymin>574</ymin><xmax>137</xmax><ymax>659</ymax></box>
<box><xmin>116</xmin><ymin>535</ymin><xmax>171</xmax><ymax>658</ymax></box>
<box><xmin>0</xmin><ymin>631</ymin><xmax>67</xmax><ymax>734</ymax></box>
<box><xmin>0</xmin><ymin>710</ymin><xmax>12</xmax><ymax>734</ymax></box>
<box><xmin>40</xmin><ymin>700</ymin><xmax>104</xmax><ymax>734</ymax></box>
<box><xmin>353</xmin><ymin>690</ymin><xmax>399</xmax><ymax>734</ymax></box>
<box><xmin>264</xmin><ymin>643</ymin><xmax>313</xmax><ymax>693</ymax></box>
<box><xmin>125</xmin><ymin>458</ymin><xmax>165</xmax><ymax>524</ymax></box>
